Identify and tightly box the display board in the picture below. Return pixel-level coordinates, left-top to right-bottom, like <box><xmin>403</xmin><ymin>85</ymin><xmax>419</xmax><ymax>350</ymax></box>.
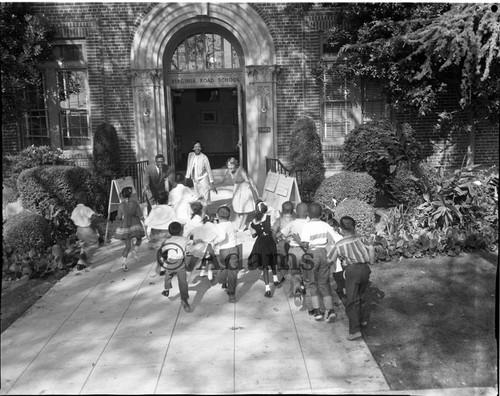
<box><xmin>104</xmin><ymin>176</ymin><xmax>138</xmax><ymax>242</ymax></box>
<box><xmin>261</xmin><ymin>171</ymin><xmax>301</xmax><ymax>210</ymax></box>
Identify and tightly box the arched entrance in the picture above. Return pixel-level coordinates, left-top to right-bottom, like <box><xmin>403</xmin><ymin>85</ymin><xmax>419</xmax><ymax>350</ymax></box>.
<box><xmin>130</xmin><ymin>3</ymin><xmax>279</xmax><ymax>190</ymax></box>
<box><xmin>164</xmin><ymin>26</ymin><xmax>245</xmax><ymax>171</ymax></box>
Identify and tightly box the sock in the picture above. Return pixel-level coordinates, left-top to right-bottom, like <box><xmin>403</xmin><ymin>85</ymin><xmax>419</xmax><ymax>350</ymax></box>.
<box><xmin>265</xmin><ymin>284</ymin><xmax>271</xmax><ymax>292</ymax></box>
<box><xmin>273</xmin><ymin>275</ymin><xmax>278</xmax><ymax>282</ymax></box>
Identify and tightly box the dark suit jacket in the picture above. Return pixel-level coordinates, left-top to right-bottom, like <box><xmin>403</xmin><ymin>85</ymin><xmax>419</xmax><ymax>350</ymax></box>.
<box><xmin>143</xmin><ymin>163</ymin><xmax>174</xmax><ymax>204</ymax></box>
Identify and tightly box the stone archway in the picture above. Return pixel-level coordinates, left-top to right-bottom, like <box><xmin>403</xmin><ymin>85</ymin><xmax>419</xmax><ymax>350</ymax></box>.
<box><xmin>130</xmin><ymin>3</ymin><xmax>278</xmax><ymax>190</ymax></box>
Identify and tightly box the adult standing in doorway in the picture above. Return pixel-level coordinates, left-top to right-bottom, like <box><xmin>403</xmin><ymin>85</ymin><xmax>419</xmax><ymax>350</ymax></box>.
<box><xmin>143</xmin><ymin>154</ymin><xmax>174</xmax><ymax>214</ymax></box>
<box><xmin>225</xmin><ymin>157</ymin><xmax>259</xmax><ymax>232</ymax></box>
<box><xmin>185</xmin><ymin>140</ymin><xmax>217</xmax><ymax>206</ymax></box>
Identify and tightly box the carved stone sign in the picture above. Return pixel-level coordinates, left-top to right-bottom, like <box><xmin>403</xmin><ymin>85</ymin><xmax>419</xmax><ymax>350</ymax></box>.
<box><xmin>166</xmin><ymin>71</ymin><xmax>243</xmax><ymax>88</ymax></box>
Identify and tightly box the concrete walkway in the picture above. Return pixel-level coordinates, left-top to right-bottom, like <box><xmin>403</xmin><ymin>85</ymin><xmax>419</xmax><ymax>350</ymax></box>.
<box><xmin>3</xmin><ymin>181</ymin><xmax>494</xmax><ymax>395</ymax></box>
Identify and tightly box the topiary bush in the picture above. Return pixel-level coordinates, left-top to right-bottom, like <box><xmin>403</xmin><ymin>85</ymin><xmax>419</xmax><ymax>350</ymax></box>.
<box><xmin>3</xmin><ymin>145</ymin><xmax>74</xmax><ymax>203</ymax></box>
<box><xmin>17</xmin><ymin>165</ymin><xmax>95</xmax><ymax>240</ymax></box>
<box><xmin>334</xmin><ymin>198</ymin><xmax>376</xmax><ymax>238</ymax></box>
<box><xmin>287</xmin><ymin>116</ymin><xmax>325</xmax><ymax>202</ymax></box>
<box><xmin>340</xmin><ymin>120</ymin><xmax>423</xmax><ymax>189</ymax></box>
<box><xmin>93</xmin><ymin>122</ymin><xmax>122</xmax><ymax>215</ymax></box>
<box><xmin>314</xmin><ymin>171</ymin><xmax>378</xmax><ymax>207</ymax></box>
<box><xmin>3</xmin><ymin>211</ymin><xmax>54</xmax><ymax>251</ymax></box>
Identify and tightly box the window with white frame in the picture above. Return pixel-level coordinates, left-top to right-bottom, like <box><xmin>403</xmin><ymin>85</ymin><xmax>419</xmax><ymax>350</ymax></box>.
<box><xmin>321</xmin><ymin>72</ymin><xmax>352</xmax><ymax>141</ymax></box>
<box><xmin>23</xmin><ymin>41</ymin><xmax>90</xmax><ymax>149</ymax></box>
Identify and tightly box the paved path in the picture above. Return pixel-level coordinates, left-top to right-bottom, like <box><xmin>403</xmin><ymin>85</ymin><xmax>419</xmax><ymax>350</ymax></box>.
<box><xmin>0</xmin><ymin>183</ymin><xmax>390</xmax><ymax>394</ymax></box>
<box><xmin>2</xmin><ymin>183</ymin><xmax>494</xmax><ymax>395</ymax></box>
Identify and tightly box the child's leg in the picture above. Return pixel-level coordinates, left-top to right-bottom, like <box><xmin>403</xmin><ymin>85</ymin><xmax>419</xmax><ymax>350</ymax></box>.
<box><xmin>222</xmin><ymin>247</ymin><xmax>239</xmax><ymax>295</ymax></box>
<box><xmin>164</xmin><ymin>271</ymin><xmax>174</xmax><ymax>291</ymax></box>
<box><xmin>177</xmin><ymin>268</ymin><xmax>189</xmax><ymax>301</ymax></box>
<box><xmin>317</xmin><ymin>253</ymin><xmax>334</xmax><ymax>311</ymax></box>
<box><xmin>123</xmin><ymin>238</ymin><xmax>132</xmax><ymax>258</ymax></box>
<box><xmin>358</xmin><ymin>265</ymin><xmax>371</xmax><ymax>326</ymax></box>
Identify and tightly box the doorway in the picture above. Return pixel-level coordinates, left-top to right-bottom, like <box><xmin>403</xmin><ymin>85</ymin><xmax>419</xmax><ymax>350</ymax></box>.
<box><xmin>171</xmin><ymin>87</ymin><xmax>241</xmax><ymax>171</ymax></box>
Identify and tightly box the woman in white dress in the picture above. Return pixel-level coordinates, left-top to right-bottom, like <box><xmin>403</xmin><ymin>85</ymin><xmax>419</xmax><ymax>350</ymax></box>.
<box><xmin>185</xmin><ymin>141</ymin><xmax>217</xmax><ymax>206</ymax></box>
<box><xmin>225</xmin><ymin>157</ymin><xmax>259</xmax><ymax>232</ymax></box>
<box><xmin>168</xmin><ymin>173</ymin><xmax>197</xmax><ymax>224</ymax></box>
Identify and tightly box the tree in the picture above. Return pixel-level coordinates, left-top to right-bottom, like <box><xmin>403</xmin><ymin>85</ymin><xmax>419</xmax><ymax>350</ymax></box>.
<box><xmin>291</xmin><ymin>3</ymin><xmax>500</xmax><ymax>164</ymax></box>
<box><xmin>1</xmin><ymin>3</ymin><xmax>55</xmax><ymax>126</ymax></box>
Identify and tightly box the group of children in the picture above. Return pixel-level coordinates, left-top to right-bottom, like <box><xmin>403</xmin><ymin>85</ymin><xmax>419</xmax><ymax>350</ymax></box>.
<box><xmin>70</xmin><ymin>186</ymin><xmax>374</xmax><ymax>340</ymax></box>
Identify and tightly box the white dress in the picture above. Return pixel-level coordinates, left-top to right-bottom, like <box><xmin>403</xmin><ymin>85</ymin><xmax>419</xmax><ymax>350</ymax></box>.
<box><xmin>168</xmin><ymin>184</ymin><xmax>197</xmax><ymax>224</ymax></box>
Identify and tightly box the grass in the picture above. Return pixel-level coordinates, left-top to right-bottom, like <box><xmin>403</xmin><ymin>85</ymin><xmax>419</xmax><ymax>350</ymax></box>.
<box><xmin>363</xmin><ymin>250</ymin><xmax>498</xmax><ymax>390</ymax></box>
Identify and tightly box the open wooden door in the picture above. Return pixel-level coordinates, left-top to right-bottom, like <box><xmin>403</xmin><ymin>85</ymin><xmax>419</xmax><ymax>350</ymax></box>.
<box><xmin>165</xmin><ymin>85</ymin><xmax>176</xmax><ymax>173</ymax></box>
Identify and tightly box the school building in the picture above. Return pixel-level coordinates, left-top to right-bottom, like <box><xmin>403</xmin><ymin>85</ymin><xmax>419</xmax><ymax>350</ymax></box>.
<box><xmin>2</xmin><ymin>3</ymin><xmax>498</xmax><ymax>191</ymax></box>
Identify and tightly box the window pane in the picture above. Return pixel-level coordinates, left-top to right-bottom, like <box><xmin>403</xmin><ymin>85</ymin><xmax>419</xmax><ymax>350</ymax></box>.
<box><xmin>53</xmin><ymin>44</ymin><xmax>84</xmax><ymax>62</ymax></box>
<box><xmin>24</xmin><ymin>76</ymin><xmax>50</xmax><ymax>146</ymax></box>
<box><xmin>171</xmin><ymin>32</ymin><xmax>241</xmax><ymax>71</ymax></box>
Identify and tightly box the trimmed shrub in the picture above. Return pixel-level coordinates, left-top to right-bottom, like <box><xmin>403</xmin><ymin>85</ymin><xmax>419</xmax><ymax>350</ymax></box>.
<box><xmin>3</xmin><ymin>145</ymin><xmax>74</xmax><ymax>203</ymax></box>
<box><xmin>3</xmin><ymin>211</ymin><xmax>54</xmax><ymax>251</ymax></box>
<box><xmin>287</xmin><ymin>117</ymin><xmax>325</xmax><ymax>202</ymax></box>
<box><xmin>17</xmin><ymin>165</ymin><xmax>95</xmax><ymax>240</ymax></box>
<box><xmin>340</xmin><ymin>120</ymin><xmax>423</xmax><ymax>188</ymax></box>
<box><xmin>93</xmin><ymin>123</ymin><xmax>122</xmax><ymax>215</ymax></box>
<box><xmin>335</xmin><ymin>198</ymin><xmax>376</xmax><ymax>238</ymax></box>
<box><xmin>314</xmin><ymin>171</ymin><xmax>377</xmax><ymax>207</ymax></box>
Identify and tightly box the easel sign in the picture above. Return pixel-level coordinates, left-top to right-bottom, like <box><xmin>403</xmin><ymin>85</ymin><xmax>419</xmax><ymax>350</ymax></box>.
<box><xmin>104</xmin><ymin>176</ymin><xmax>137</xmax><ymax>242</ymax></box>
<box><xmin>261</xmin><ymin>171</ymin><xmax>301</xmax><ymax>210</ymax></box>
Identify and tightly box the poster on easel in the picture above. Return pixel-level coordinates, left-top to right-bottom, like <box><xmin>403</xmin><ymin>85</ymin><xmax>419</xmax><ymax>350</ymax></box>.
<box><xmin>261</xmin><ymin>171</ymin><xmax>301</xmax><ymax>211</ymax></box>
<box><xmin>104</xmin><ymin>176</ymin><xmax>137</xmax><ymax>242</ymax></box>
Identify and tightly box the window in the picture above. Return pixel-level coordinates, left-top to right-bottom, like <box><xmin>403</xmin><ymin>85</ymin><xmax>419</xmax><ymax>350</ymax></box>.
<box><xmin>23</xmin><ymin>74</ymin><xmax>50</xmax><ymax>147</ymax></box>
<box><xmin>23</xmin><ymin>41</ymin><xmax>90</xmax><ymax>150</ymax></box>
<box><xmin>321</xmin><ymin>73</ymin><xmax>352</xmax><ymax>141</ymax></box>
<box><xmin>170</xmin><ymin>33</ymin><xmax>241</xmax><ymax>71</ymax></box>
<box><xmin>320</xmin><ymin>65</ymin><xmax>387</xmax><ymax>142</ymax></box>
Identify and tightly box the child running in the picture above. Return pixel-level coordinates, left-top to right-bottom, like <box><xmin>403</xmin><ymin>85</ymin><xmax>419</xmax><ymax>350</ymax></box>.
<box><xmin>272</xmin><ymin>200</ymin><xmax>296</xmax><ymax>286</ymax></box>
<box><xmin>299</xmin><ymin>202</ymin><xmax>341</xmax><ymax>322</ymax></box>
<box><xmin>213</xmin><ymin>205</ymin><xmax>239</xmax><ymax>303</ymax></box>
<box><xmin>247</xmin><ymin>200</ymin><xmax>279</xmax><ymax>297</ymax></box>
<box><xmin>70</xmin><ymin>191</ymin><xmax>101</xmax><ymax>270</ymax></box>
<box><xmin>158</xmin><ymin>221</ymin><xmax>193</xmax><ymax>312</ymax></box>
<box><xmin>275</xmin><ymin>202</ymin><xmax>309</xmax><ymax>306</ymax></box>
<box><xmin>327</xmin><ymin>216</ymin><xmax>375</xmax><ymax>340</ymax></box>
<box><xmin>114</xmin><ymin>186</ymin><xmax>146</xmax><ymax>271</ymax></box>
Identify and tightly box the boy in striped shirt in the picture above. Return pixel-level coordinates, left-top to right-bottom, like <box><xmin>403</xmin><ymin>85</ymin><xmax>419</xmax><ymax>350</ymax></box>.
<box><xmin>328</xmin><ymin>216</ymin><xmax>375</xmax><ymax>340</ymax></box>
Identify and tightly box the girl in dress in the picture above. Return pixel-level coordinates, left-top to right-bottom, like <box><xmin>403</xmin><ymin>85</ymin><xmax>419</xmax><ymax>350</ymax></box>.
<box><xmin>247</xmin><ymin>200</ymin><xmax>279</xmax><ymax>297</ymax></box>
<box><xmin>225</xmin><ymin>157</ymin><xmax>259</xmax><ymax>232</ymax></box>
<box><xmin>168</xmin><ymin>172</ymin><xmax>197</xmax><ymax>224</ymax></box>
<box><xmin>114</xmin><ymin>187</ymin><xmax>146</xmax><ymax>271</ymax></box>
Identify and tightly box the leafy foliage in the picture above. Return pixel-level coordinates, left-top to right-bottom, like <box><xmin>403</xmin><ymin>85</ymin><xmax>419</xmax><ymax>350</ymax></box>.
<box><xmin>2</xmin><ymin>236</ymin><xmax>80</xmax><ymax>280</ymax></box>
<box><xmin>334</xmin><ymin>198</ymin><xmax>376</xmax><ymax>238</ymax></box>
<box><xmin>340</xmin><ymin>120</ymin><xmax>422</xmax><ymax>188</ymax></box>
<box><xmin>287</xmin><ymin>117</ymin><xmax>325</xmax><ymax>202</ymax></box>
<box><xmin>92</xmin><ymin>123</ymin><xmax>122</xmax><ymax>215</ymax></box>
<box><xmin>314</xmin><ymin>171</ymin><xmax>377</xmax><ymax>207</ymax></box>
<box><xmin>17</xmin><ymin>165</ymin><xmax>96</xmax><ymax>241</ymax></box>
<box><xmin>3</xmin><ymin>211</ymin><xmax>54</xmax><ymax>252</ymax></box>
<box><xmin>1</xmin><ymin>3</ymin><xmax>55</xmax><ymax>125</ymax></box>
<box><xmin>3</xmin><ymin>145</ymin><xmax>74</xmax><ymax>202</ymax></box>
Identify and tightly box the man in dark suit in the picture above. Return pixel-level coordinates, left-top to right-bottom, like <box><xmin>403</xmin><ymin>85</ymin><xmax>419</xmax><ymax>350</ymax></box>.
<box><xmin>143</xmin><ymin>154</ymin><xmax>174</xmax><ymax>213</ymax></box>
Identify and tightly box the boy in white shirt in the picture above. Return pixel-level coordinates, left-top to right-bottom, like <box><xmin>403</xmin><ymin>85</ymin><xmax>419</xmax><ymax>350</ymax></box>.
<box><xmin>299</xmin><ymin>202</ymin><xmax>342</xmax><ymax>322</ymax></box>
<box><xmin>213</xmin><ymin>205</ymin><xmax>239</xmax><ymax>303</ymax></box>
<box><xmin>70</xmin><ymin>191</ymin><xmax>101</xmax><ymax>270</ymax></box>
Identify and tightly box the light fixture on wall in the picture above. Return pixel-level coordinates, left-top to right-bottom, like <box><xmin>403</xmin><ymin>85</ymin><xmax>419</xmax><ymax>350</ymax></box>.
<box><xmin>139</xmin><ymin>89</ymin><xmax>152</xmax><ymax>117</ymax></box>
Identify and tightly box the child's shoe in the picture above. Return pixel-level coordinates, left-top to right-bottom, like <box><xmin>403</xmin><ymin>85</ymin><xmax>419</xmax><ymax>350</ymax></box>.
<box><xmin>161</xmin><ymin>289</ymin><xmax>169</xmax><ymax>297</ymax></box>
<box><xmin>347</xmin><ymin>332</ymin><xmax>362</xmax><ymax>341</ymax></box>
<box><xmin>181</xmin><ymin>298</ymin><xmax>191</xmax><ymax>312</ymax></box>
<box><xmin>308</xmin><ymin>309</ymin><xmax>315</xmax><ymax>316</ymax></box>
<box><xmin>199</xmin><ymin>269</ymin><xmax>207</xmax><ymax>277</ymax></box>
<box><xmin>221</xmin><ymin>283</ymin><xmax>227</xmax><ymax>290</ymax></box>
<box><xmin>228</xmin><ymin>293</ymin><xmax>236</xmax><ymax>303</ymax></box>
<box><xmin>312</xmin><ymin>309</ymin><xmax>324</xmax><ymax>321</ymax></box>
<box><xmin>293</xmin><ymin>290</ymin><xmax>303</xmax><ymax>307</ymax></box>
<box><xmin>120</xmin><ymin>256</ymin><xmax>128</xmax><ymax>272</ymax></box>
<box><xmin>264</xmin><ymin>291</ymin><xmax>272</xmax><ymax>298</ymax></box>
<box><xmin>325</xmin><ymin>309</ymin><xmax>337</xmax><ymax>322</ymax></box>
